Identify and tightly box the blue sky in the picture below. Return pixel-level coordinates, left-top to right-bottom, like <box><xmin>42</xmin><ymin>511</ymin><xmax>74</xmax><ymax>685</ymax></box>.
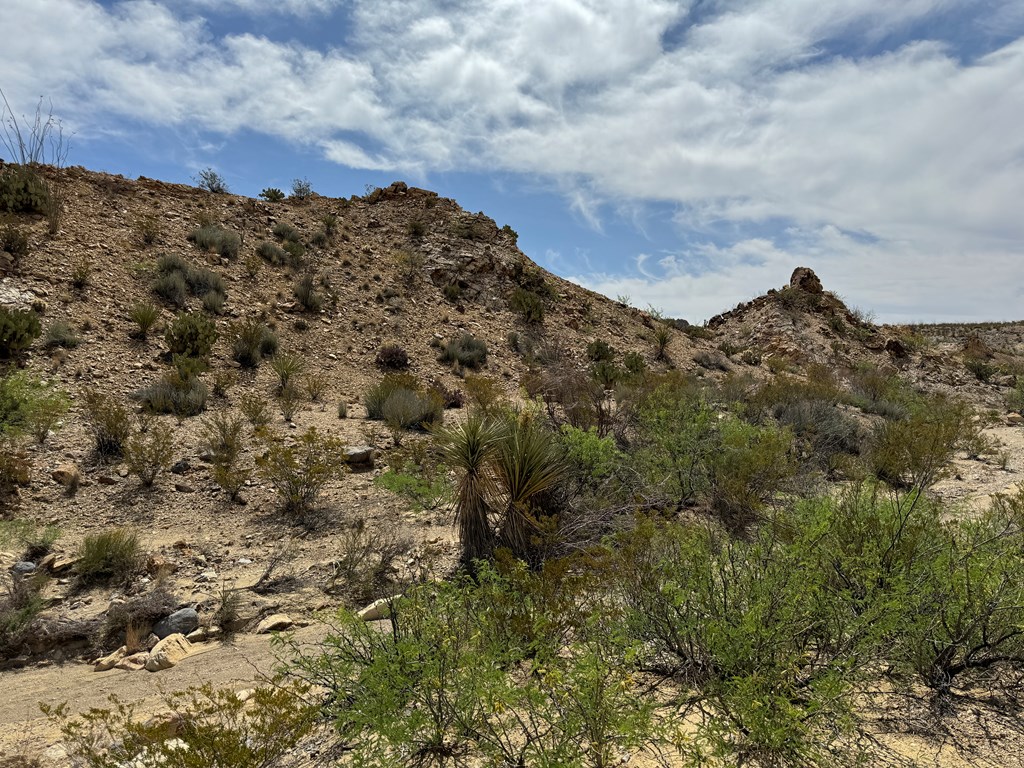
<box><xmin>3</xmin><ymin>0</ymin><xmax>1024</xmax><ymax>323</ymax></box>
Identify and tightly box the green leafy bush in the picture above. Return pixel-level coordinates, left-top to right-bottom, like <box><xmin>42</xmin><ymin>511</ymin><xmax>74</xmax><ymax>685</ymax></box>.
<box><xmin>136</xmin><ymin>357</ymin><xmax>208</xmax><ymax>417</ymax></box>
<box><xmin>0</xmin><ymin>307</ymin><xmax>41</xmax><ymax>358</ymax></box>
<box><xmin>585</xmin><ymin>339</ymin><xmax>615</xmax><ymax>362</ymax></box>
<box><xmin>365</xmin><ymin>375</ymin><xmax>442</xmax><ymax>430</ymax></box>
<box><xmin>256</xmin><ymin>427</ymin><xmax>346</xmax><ymax>520</ymax></box>
<box><xmin>124</xmin><ymin>422</ymin><xmax>174</xmax><ymax>487</ymax></box>
<box><xmin>200</xmin><ymin>412</ymin><xmax>250</xmax><ymax>501</ymax></box>
<box><xmin>439</xmin><ymin>334</ymin><xmax>487</xmax><ymax>370</ymax></box>
<box><xmin>82</xmin><ymin>391</ymin><xmax>131</xmax><ymax>458</ymax></box>
<box><xmin>259</xmin><ymin>187</ymin><xmax>285</xmax><ymax>202</ymax></box>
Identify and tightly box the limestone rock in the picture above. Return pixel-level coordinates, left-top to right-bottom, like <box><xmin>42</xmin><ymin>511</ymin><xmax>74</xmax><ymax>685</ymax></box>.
<box><xmin>51</xmin><ymin>464</ymin><xmax>81</xmax><ymax>487</ymax></box>
<box><xmin>94</xmin><ymin>646</ymin><xmax>128</xmax><ymax>672</ymax></box>
<box><xmin>114</xmin><ymin>652</ymin><xmax>149</xmax><ymax>671</ymax></box>
<box><xmin>256</xmin><ymin>613</ymin><xmax>294</xmax><ymax>634</ymax></box>
<box><xmin>357</xmin><ymin>597</ymin><xmax>394</xmax><ymax>622</ymax></box>
<box><xmin>152</xmin><ymin>608</ymin><xmax>199</xmax><ymax>640</ymax></box>
<box><xmin>789</xmin><ymin>267</ymin><xmax>823</xmax><ymax>294</ymax></box>
<box><xmin>344</xmin><ymin>445</ymin><xmax>375</xmax><ymax>467</ymax></box>
<box><xmin>145</xmin><ymin>633</ymin><xmax>193</xmax><ymax>672</ymax></box>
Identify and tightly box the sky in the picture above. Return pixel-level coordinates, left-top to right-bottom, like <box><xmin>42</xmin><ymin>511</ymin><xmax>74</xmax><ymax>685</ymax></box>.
<box><xmin>2</xmin><ymin>0</ymin><xmax>1023</xmax><ymax>323</ymax></box>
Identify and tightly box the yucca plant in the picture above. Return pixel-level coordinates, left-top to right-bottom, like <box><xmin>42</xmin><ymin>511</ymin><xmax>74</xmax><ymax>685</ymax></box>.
<box><xmin>493</xmin><ymin>414</ymin><xmax>568</xmax><ymax>562</ymax></box>
<box><xmin>438</xmin><ymin>416</ymin><xmax>504</xmax><ymax>568</ymax></box>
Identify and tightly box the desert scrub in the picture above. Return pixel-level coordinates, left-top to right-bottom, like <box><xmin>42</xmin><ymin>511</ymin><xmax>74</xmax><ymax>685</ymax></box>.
<box><xmin>259</xmin><ymin>187</ymin><xmax>285</xmax><ymax>202</ymax></box>
<box><xmin>194</xmin><ymin>167</ymin><xmax>229</xmax><ymax>193</ymax></box>
<box><xmin>293</xmin><ymin>273</ymin><xmax>323</xmax><ymax>312</ymax></box>
<box><xmin>256</xmin><ymin>427</ymin><xmax>346</xmax><ymax>521</ymax></box>
<box><xmin>153</xmin><ymin>253</ymin><xmax>228</xmax><ymax>310</ymax></box>
<box><xmin>509</xmin><ymin>287</ymin><xmax>545</xmax><ymax>324</ymax></box>
<box><xmin>0</xmin><ymin>224</ymin><xmax>29</xmax><ymax>266</ymax></box>
<box><xmin>165</xmin><ymin>311</ymin><xmax>217</xmax><ymax>362</ymax></box>
<box><xmin>271</xmin><ymin>352</ymin><xmax>304</xmax><ymax>392</ymax></box>
<box><xmin>75</xmin><ymin>529</ymin><xmax>143</xmax><ymax>587</ymax></box>
<box><xmin>200</xmin><ymin>413</ymin><xmax>250</xmax><ymax>501</ymax></box>
<box><xmin>0</xmin><ymin>371</ymin><xmax>70</xmax><ymax>443</ymax></box>
<box><xmin>45</xmin><ymin>682</ymin><xmax>315</xmax><ymax>768</ymax></box>
<box><xmin>0</xmin><ymin>307</ymin><xmax>41</xmax><ymax>358</ymax></box>
<box><xmin>128</xmin><ymin>302</ymin><xmax>159</xmax><ymax>339</ymax></box>
<box><xmin>42</xmin><ymin>319</ymin><xmax>78</xmax><ymax>350</ymax></box>
<box><xmin>124</xmin><ymin>422</ymin><xmax>174</xmax><ymax>487</ymax></box>
<box><xmin>439</xmin><ymin>334</ymin><xmax>488</xmax><ymax>370</ymax></box>
<box><xmin>82</xmin><ymin>391</ymin><xmax>131</xmax><ymax>458</ymax></box>
<box><xmin>364</xmin><ymin>374</ymin><xmax>443</xmax><ymax>430</ymax></box>
<box><xmin>230</xmin><ymin>318</ymin><xmax>278</xmax><ymax>368</ymax></box>
<box><xmin>135</xmin><ymin>356</ymin><xmax>208</xmax><ymax>417</ymax></box>
<box><xmin>240</xmin><ymin>392</ymin><xmax>272</xmax><ymax>432</ymax></box>
<box><xmin>375</xmin><ymin>344</ymin><xmax>409</xmax><ymax>371</ymax></box>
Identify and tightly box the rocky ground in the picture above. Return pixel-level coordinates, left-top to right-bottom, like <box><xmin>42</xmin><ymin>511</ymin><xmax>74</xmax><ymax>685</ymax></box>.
<box><xmin>1</xmin><ymin>165</ymin><xmax>1023</xmax><ymax>765</ymax></box>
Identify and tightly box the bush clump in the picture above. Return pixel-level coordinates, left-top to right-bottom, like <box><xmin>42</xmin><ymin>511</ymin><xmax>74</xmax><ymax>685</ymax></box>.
<box><xmin>259</xmin><ymin>187</ymin><xmax>285</xmax><ymax>202</ymax></box>
<box><xmin>0</xmin><ymin>307</ymin><xmax>41</xmax><ymax>358</ymax></box>
<box><xmin>0</xmin><ymin>165</ymin><xmax>49</xmax><ymax>215</ymax></box>
<box><xmin>124</xmin><ymin>422</ymin><xmax>174</xmax><ymax>487</ymax></box>
<box><xmin>188</xmin><ymin>223</ymin><xmax>241</xmax><ymax>260</ymax></box>
<box><xmin>439</xmin><ymin>334</ymin><xmax>488</xmax><ymax>370</ymax></box>
<box><xmin>165</xmin><ymin>311</ymin><xmax>218</xmax><ymax>362</ymax></box>
<box><xmin>365</xmin><ymin>374</ymin><xmax>443</xmax><ymax>431</ymax></box>
<box><xmin>230</xmin><ymin>318</ymin><xmax>278</xmax><ymax>368</ymax></box>
<box><xmin>375</xmin><ymin>344</ymin><xmax>409</xmax><ymax>371</ymax></box>
<box><xmin>75</xmin><ymin>529</ymin><xmax>143</xmax><ymax>587</ymax></box>
<box><xmin>256</xmin><ymin>427</ymin><xmax>346</xmax><ymax>521</ymax></box>
<box><xmin>136</xmin><ymin>356</ymin><xmax>209</xmax><ymax>417</ymax></box>
<box><xmin>509</xmin><ymin>287</ymin><xmax>545</xmax><ymax>324</ymax></box>
<box><xmin>293</xmin><ymin>273</ymin><xmax>323</xmax><ymax>312</ymax></box>
<box><xmin>82</xmin><ymin>391</ymin><xmax>131</xmax><ymax>458</ymax></box>
<box><xmin>153</xmin><ymin>253</ymin><xmax>228</xmax><ymax>310</ymax></box>
<box><xmin>43</xmin><ymin>320</ymin><xmax>78</xmax><ymax>350</ymax></box>
<box><xmin>0</xmin><ymin>224</ymin><xmax>29</xmax><ymax>265</ymax></box>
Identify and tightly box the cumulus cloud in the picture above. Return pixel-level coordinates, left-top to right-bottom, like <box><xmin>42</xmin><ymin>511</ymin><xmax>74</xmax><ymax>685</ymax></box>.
<box><xmin>2</xmin><ymin>0</ymin><xmax>1023</xmax><ymax>319</ymax></box>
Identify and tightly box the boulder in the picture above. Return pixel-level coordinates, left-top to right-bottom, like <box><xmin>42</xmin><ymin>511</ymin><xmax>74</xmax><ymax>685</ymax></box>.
<box><xmin>10</xmin><ymin>561</ymin><xmax>36</xmax><ymax>579</ymax></box>
<box><xmin>114</xmin><ymin>652</ymin><xmax>149</xmax><ymax>671</ymax></box>
<box><xmin>145</xmin><ymin>634</ymin><xmax>193</xmax><ymax>672</ymax></box>
<box><xmin>357</xmin><ymin>597</ymin><xmax>393</xmax><ymax>622</ymax></box>
<box><xmin>789</xmin><ymin>267</ymin><xmax>823</xmax><ymax>294</ymax></box>
<box><xmin>256</xmin><ymin>614</ymin><xmax>294</xmax><ymax>634</ymax></box>
<box><xmin>94</xmin><ymin>646</ymin><xmax>128</xmax><ymax>672</ymax></box>
<box><xmin>50</xmin><ymin>464</ymin><xmax>81</xmax><ymax>487</ymax></box>
<box><xmin>885</xmin><ymin>338</ymin><xmax>909</xmax><ymax>359</ymax></box>
<box><xmin>152</xmin><ymin>608</ymin><xmax>199</xmax><ymax>640</ymax></box>
<box><xmin>344</xmin><ymin>446</ymin><xmax>375</xmax><ymax>467</ymax></box>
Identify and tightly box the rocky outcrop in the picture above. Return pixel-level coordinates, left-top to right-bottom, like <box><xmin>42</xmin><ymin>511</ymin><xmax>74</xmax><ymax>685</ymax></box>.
<box><xmin>789</xmin><ymin>267</ymin><xmax>823</xmax><ymax>294</ymax></box>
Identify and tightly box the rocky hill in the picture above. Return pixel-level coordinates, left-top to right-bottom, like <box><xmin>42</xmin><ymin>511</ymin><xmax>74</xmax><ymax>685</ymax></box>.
<box><xmin>2</xmin><ymin>163</ymin><xmax>1024</xmax><ymax>764</ymax></box>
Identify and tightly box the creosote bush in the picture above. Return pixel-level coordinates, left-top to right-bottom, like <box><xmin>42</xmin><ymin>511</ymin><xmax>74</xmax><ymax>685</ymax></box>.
<box><xmin>200</xmin><ymin>412</ymin><xmax>250</xmax><ymax>501</ymax></box>
<box><xmin>124</xmin><ymin>422</ymin><xmax>174</xmax><ymax>487</ymax></box>
<box><xmin>82</xmin><ymin>391</ymin><xmax>131</xmax><ymax>459</ymax></box>
<box><xmin>256</xmin><ymin>427</ymin><xmax>346</xmax><ymax>521</ymax></box>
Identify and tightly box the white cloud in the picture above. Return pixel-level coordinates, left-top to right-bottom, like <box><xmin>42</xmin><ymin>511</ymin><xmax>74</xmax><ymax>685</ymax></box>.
<box><xmin>2</xmin><ymin>0</ymin><xmax>1024</xmax><ymax>319</ymax></box>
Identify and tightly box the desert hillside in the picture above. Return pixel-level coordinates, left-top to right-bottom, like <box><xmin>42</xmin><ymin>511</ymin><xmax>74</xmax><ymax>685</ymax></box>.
<box><xmin>2</xmin><ymin>163</ymin><xmax>1024</xmax><ymax>767</ymax></box>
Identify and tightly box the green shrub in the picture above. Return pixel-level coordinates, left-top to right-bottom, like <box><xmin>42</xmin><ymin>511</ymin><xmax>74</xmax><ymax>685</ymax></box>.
<box><xmin>320</xmin><ymin>213</ymin><xmax>338</xmax><ymax>235</ymax></box>
<box><xmin>239</xmin><ymin>392</ymin><xmax>271</xmax><ymax>431</ymax></box>
<box><xmin>134</xmin><ymin>213</ymin><xmax>161</xmax><ymax>245</ymax></box>
<box><xmin>272</xmin><ymin>221</ymin><xmax>301</xmax><ymax>242</ymax></box>
<box><xmin>964</xmin><ymin>356</ymin><xmax>997</xmax><ymax>382</ymax></box>
<box><xmin>136</xmin><ymin>359</ymin><xmax>208</xmax><ymax>417</ymax></box>
<box><xmin>0</xmin><ymin>371</ymin><xmax>69</xmax><ymax>442</ymax></box>
<box><xmin>439</xmin><ymin>334</ymin><xmax>488</xmax><ymax>370</ymax></box>
<box><xmin>230</xmin><ymin>318</ymin><xmax>277</xmax><ymax>368</ymax></box>
<box><xmin>282</xmin><ymin>239</ymin><xmax>306</xmax><ymax>266</ymax></box>
<box><xmin>256</xmin><ymin>240</ymin><xmax>288</xmax><ymax>266</ymax></box>
<box><xmin>43</xmin><ymin>319</ymin><xmax>78</xmax><ymax>350</ymax></box>
<box><xmin>188</xmin><ymin>224</ymin><xmax>240</xmax><ymax>260</ymax></box>
<box><xmin>202</xmin><ymin>290</ymin><xmax>225</xmax><ymax>314</ymax></box>
<box><xmin>256</xmin><ymin>427</ymin><xmax>346</xmax><ymax>520</ymax></box>
<box><xmin>46</xmin><ymin>682</ymin><xmax>315</xmax><ymax>768</ymax></box>
<box><xmin>82</xmin><ymin>391</ymin><xmax>131</xmax><ymax>458</ymax></box>
<box><xmin>0</xmin><ymin>224</ymin><xmax>29</xmax><ymax>264</ymax></box>
<box><xmin>293</xmin><ymin>273</ymin><xmax>322</xmax><ymax>312</ymax></box>
<box><xmin>509</xmin><ymin>287</ymin><xmax>545</xmax><ymax>323</ymax></box>
<box><xmin>1007</xmin><ymin>382</ymin><xmax>1024</xmax><ymax>414</ymax></box>
<box><xmin>624</xmin><ymin>351</ymin><xmax>646</xmax><ymax>375</ymax></box>
<box><xmin>364</xmin><ymin>375</ymin><xmax>442</xmax><ymax>431</ymax></box>
<box><xmin>0</xmin><ymin>571</ymin><xmax>47</xmax><ymax>658</ymax></box>
<box><xmin>75</xmin><ymin>529</ymin><xmax>142</xmax><ymax>587</ymax></box>
<box><xmin>0</xmin><ymin>307</ymin><xmax>41</xmax><ymax>358</ymax></box>
<box><xmin>165</xmin><ymin>311</ymin><xmax>217</xmax><ymax>361</ymax></box>
<box><xmin>194</xmin><ymin>167</ymin><xmax>229</xmax><ymax>193</ymax></box>
<box><xmin>585</xmin><ymin>339</ymin><xmax>615</xmax><ymax>362</ymax></box>
<box><xmin>153</xmin><ymin>270</ymin><xmax>189</xmax><ymax>307</ymax></box>
<box><xmin>259</xmin><ymin>187</ymin><xmax>285</xmax><ymax>202</ymax></box>
<box><xmin>442</xmin><ymin>282</ymin><xmax>462</xmax><ymax>302</ymax></box>
<box><xmin>200</xmin><ymin>413</ymin><xmax>249</xmax><ymax>500</ymax></box>
<box><xmin>124</xmin><ymin>422</ymin><xmax>174</xmax><ymax>487</ymax></box>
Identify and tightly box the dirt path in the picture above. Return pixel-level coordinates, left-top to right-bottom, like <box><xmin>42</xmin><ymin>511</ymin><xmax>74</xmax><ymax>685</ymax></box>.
<box><xmin>0</xmin><ymin>625</ymin><xmax>326</xmax><ymax>762</ymax></box>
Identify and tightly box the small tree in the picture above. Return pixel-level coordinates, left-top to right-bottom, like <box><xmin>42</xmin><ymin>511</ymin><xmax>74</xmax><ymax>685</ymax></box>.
<box><xmin>194</xmin><ymin>167</ymin><xmax>229</xmax><ymax>194</ymax></box>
